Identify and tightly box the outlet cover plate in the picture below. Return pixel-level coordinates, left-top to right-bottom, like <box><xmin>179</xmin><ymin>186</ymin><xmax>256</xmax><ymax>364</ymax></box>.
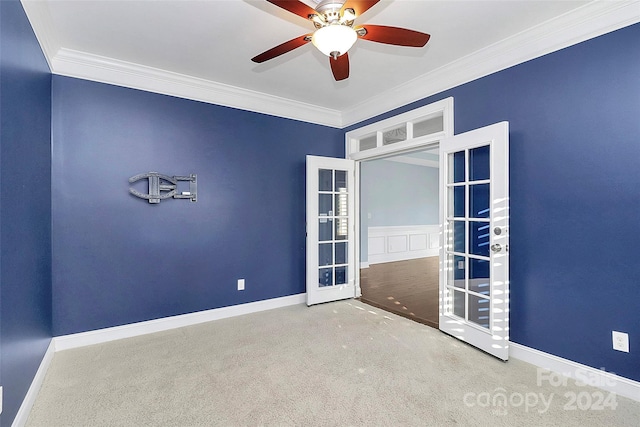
<box><xmin>612</xmin><ymin>331</ymin><xmax>629</xmax><ymax>352</ymax></box>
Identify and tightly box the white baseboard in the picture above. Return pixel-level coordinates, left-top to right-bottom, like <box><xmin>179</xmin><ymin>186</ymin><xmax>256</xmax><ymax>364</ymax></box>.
<box><xmin>510</xmin><ymin>342</ymin><xmax>640</xmax><ymax>403</ymax></box>
<box><xmin>54</xmin><ymin>293</ymin><xmax>306</xmax><ymax>352</ymax></box>
<box><xmin>360</xmin><ymin>262</ymin><xmax>369</xmax><ymax>269</ymax></box>
<box><xmin>15</xmin><ymin>297</ymin><xmax>640</xmax><ymax>427</ymax></box>
<box><xmin>14</xmin><ymin>294</ymin><xmax>305</xmax><ymax>425</ymax></box>
<box><xmin>12</xmin><ymin>340</ymin><xmax>56</xmax><ymax>427</ymax></box>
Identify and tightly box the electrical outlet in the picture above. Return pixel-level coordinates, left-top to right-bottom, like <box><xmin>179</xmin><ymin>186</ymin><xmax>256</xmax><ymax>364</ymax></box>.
<box><xmin>237</xmin><ymin>278</ymin><xmax>245</xmax><ymax>291</ymax></box>
<box><xmin>612</xmin><ymin>331</ymin><xmax>629</xmax><ymax>352</ymax></box>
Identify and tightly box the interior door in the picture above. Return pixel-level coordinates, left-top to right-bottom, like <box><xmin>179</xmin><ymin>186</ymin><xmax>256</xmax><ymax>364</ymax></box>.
<box><xmin>306</xmin><ymin>155</ymin><xmax>356</xmax><ymax>306</ymax></box>
<box><xmin>439</xmin><ymin>122</ymin><xmax>510</xmax><ymax>360</ymax></box>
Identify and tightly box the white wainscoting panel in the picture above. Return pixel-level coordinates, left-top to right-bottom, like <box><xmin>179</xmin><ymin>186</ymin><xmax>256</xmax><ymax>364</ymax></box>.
<box><xmin>387</xmin><ymin>235</ymin><xmax>408</xmax><ymax>253</ymax></box>
<box><xmin>410</xmin><ymin>234</ymin><xmax>428</xmax><ymax>251</ymax></box>
<box><xmin>368</xmin><ymin>225</ymin><xmax>439</xmax><ymax>265</ymax></box>
<box><xmin>368</xmin><ymin>236</ymin><xmax>386</xmax><ymax>256</ymax></box>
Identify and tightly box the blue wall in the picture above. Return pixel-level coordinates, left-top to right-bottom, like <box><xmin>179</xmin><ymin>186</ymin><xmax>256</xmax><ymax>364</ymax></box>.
<box><xmin>51</xmin><ymin>77</ymin><xmax>344</xmax><ymax>336</ymax></box>
<box><xmin>348</xmin><ymin>23</ymin><xmax>640</xmax><ymax>382</ymax></box>
<box><xmin>0</xmin><ymin>1</ymin><xmax>52</xmax><ymax>424</ymax></box>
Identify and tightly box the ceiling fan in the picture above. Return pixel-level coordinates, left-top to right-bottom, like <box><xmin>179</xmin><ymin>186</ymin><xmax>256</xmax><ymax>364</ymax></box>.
<box><xmin>251</xmin><ymin>0</ymin><xmax>431</xmax><ymax>81</ymax></box>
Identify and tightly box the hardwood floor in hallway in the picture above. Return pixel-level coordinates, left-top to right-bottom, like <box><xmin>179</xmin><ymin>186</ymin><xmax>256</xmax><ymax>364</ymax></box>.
<box><xmin>359</xmin><ymin>257</ymin><xmax>439</xmax><ymax>328</ymax></box>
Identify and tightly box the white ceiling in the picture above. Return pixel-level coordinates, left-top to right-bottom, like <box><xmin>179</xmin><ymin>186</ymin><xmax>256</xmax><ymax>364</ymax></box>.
<box><xmin>22</xmin><ymin>0</ymin><xmax>639</xmax><ymax>127</ymax></box>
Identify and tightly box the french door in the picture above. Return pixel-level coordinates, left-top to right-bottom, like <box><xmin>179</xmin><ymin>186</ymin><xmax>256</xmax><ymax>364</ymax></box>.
<box><xmin>439</xmin><ymin>122</ymin><xmax>510</xmax><ymax>360</ymax></box>
<box><xmin>305</xmin><ymin>122</ymin><xmax>509</xmax><ymax>360</ymax></box>
<box><xmin>306</xmin><ymin>155</ymin><xmax>356</xmax><ymax>306</ymax></box>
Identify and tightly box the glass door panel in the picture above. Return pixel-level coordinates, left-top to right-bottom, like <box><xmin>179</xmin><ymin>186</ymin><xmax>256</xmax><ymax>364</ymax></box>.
<box><xmin>335</xmin><ymin>242</ymin><xmax>347</xmax><ymax>264</ymax></box>
<box><xmin>319</xmin><ymin>268</ymin><xmax>333</xmax><ymax>287</ymax></box>
<box><xmin>319</xmin><ymin>194</ymin><xmax>332</xmax><ymax>215</ymax></box>
<box><xmin>335</xmin><ymin>170</ymin><xmax>347</xmax><ymax>190</ymax></box>
<box><xmin>470</xmin><ymin>222</ymin><xmax>490</xmax><ymax>257</ymax></box>
<box><xmin>470</xmin><ymin>184</ymin><xmax>489</xmax><ymax>218</ymax></box>
<box><xmin>470</xmin><ymin>146</ymin><xmax>490</xmax><ymax>180</ymax></box>
<box><xmin>447</xmin><ymin>253</ymin><xmax>466</xmax><ymax>288</ymax></box>
<box><xmin>451</xmin><ymin>151</ymin><xmax>466</xmax><ymax>183</ymax></box>
<box><xmin>319</xmin><ymin>169</ymin><xmax>333</xmax><ymax>191</ymax></box>
<box><xmin>468</xmin><ymin>295</ymin><xmax>490</xmax><ymax>328</ymax></box>
<box><xmin>451</xmin><ymin>186</ymin><xmax>465</xmax><ymax>217</ymax></box>
<box><xmin>319</xmin><ymin>244</ymin><xmax>333</xmax><ymax>267</ymax></box>
<box><xmin>453</xmin><ymin>290</ymin><xmax>465</xmax><ymax>318</ymax></box>
<box><xmin>452</xmin><ymin>221</ymin><xmax>465</xmax><ymax>253</ymax></box>
<box><xmin>469</xmin><ymin>258</ymin><xmax>490</xmax><ymax>296</ymax></box>
<box><xmin>319</xmin><ymin>220</ymin><xmax>332</xmax><ymax>241</ymax></box>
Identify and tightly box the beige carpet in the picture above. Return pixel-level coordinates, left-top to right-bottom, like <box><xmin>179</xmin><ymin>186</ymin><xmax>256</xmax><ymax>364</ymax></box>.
<box><xmin>27</xmin><ymin>300</ymin><xmax>639</xmax><ymax>426</ymax></box>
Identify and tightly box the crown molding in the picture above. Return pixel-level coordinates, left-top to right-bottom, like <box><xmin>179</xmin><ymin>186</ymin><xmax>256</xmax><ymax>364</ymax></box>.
<box><xmin>51</xmin><ymin>48</ymin><xmax>343</xmax><ymax>128</ymax></box>
<box><xmin>21</xmin><ymin>0</ymin><xmax>341</xmax><ymax>127</ymax></box>
<box><xmin>340</xmin><ymin>0</ymin><xmax>640</xmax><ymax>127</ymax></box>
<box><xmin>22</xmin><ymin>0</ymin><xmax>639</xmax><ymax>129</ymax></box>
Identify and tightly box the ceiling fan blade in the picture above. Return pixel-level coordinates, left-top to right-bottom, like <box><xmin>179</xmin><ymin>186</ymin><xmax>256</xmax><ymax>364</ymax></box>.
<box><xmin>252</xmin><ymin>34</ymin><xmax>312</xmax><ymax>63</ymax></box>
<box><xmin>340</xmin><ymin>0</ymin><xmax>380</xmax><ymax>17</ymax></box>
<box><xmin>330</xmin><ymin>53</ymin><xmax>349</xmax><ymax>81</ymax></box>
<box><xmin>266</xmin><ymin>0</ymin><xmax>318</xmax><ymax>20</ymax></box>
<box><xmin>358</xmin><ymin>24</ymin><xmax>430</xmax><ymax>47</ymax></box>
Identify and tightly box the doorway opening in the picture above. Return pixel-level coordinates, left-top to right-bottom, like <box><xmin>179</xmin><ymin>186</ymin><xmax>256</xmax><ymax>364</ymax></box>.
<box><xmin>345</xmin><ymin>98</ymin><xmax>453</xmax><ymax>327</ymax></box>
<box><xmin>329</xmin><ymin>100</ymin><xmax>509</xmax><ymax>359</ymax></box>
<box><xmin>358</xmin><ymin>146</ymin><xmax>440</xmax><ymax>327</ymax></box>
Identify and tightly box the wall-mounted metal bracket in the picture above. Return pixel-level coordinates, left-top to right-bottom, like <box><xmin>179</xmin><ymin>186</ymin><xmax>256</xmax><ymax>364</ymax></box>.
<box><xmin>129</xmin><ymin>172</ymin><xmax>197</xmax><ymax>204</ymax></box>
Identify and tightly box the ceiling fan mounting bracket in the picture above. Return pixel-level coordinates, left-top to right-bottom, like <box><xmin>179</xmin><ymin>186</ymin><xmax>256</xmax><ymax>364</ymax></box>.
<box><xmin>308</xmin><ymin>2</ymin><xmax>354</xmax><ymax>29</ymax></box>
<box><xmin>314</xmin><ymin>1</ymin><xmax>345</xmax><ymax>15</ymax></box>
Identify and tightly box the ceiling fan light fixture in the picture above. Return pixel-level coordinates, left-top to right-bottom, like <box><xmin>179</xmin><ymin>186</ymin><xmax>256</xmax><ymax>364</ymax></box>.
<box><xmin>311</xmin><ymin>24</ymin><xmax>357</xmax><ymax>58</ymax></box>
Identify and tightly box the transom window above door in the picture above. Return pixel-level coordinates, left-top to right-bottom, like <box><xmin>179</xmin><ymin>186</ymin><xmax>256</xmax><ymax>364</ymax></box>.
<box><xmin>345</xmin><ymin>98</ymin><xmax>454</xmax><ymax>161</ymax></box>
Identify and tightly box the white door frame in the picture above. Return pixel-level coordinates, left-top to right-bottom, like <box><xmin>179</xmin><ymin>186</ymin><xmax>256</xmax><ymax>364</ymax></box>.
<box><xmin>342</xmin><ymin>98</ymin><xmax>510</xmax><ymax>361</ymax></box>
<box><xmin>345</xmin><ymin>98</ymin><xmax>455</xmax><ymax>301</ymax></box>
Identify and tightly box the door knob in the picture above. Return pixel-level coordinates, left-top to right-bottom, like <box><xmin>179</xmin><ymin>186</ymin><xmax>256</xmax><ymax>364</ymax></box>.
<box><xmin>491</xmin><ymin>243</ymin><xmax>502</xmax><ymax>253</ymax></box>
